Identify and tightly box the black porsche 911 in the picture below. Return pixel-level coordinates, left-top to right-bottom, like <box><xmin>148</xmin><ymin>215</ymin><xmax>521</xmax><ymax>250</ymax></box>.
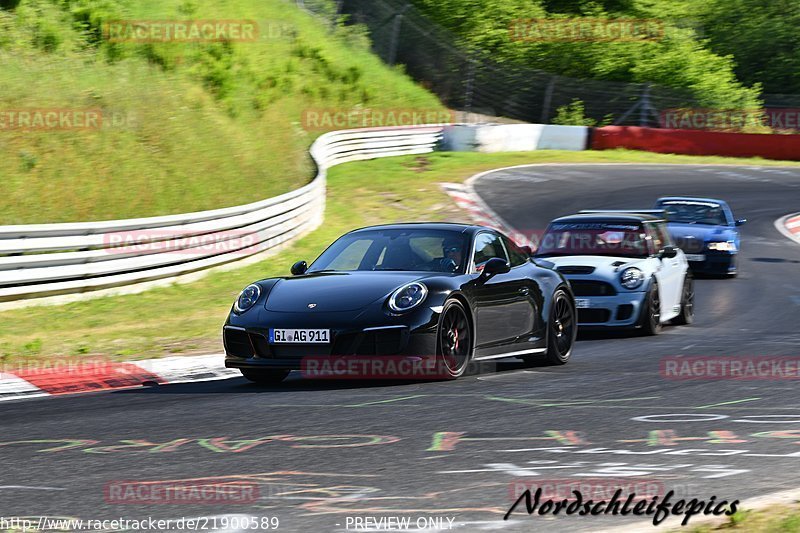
<box><xmin>223</xmin><ymin>223</ymin><xmax>576</xmax><ymax>383</ymax></box>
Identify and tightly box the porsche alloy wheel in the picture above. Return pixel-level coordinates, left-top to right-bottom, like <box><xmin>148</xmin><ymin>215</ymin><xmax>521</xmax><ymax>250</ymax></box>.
<box><xmin>544</xmin><ymin>289</ymin><xmax>576</xmax><ymax>365</ymax></box>
<box><xmin>437</xmin><ymin>299</ymin><xmax>472</xmax><ymax>379</ymax></box>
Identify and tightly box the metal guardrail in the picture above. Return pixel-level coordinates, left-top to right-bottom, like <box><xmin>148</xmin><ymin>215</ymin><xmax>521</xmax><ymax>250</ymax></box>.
<box><xmin>0</xmin><ymin>126</ymin><xmax>444</xmax><ymax>303</ymax></box>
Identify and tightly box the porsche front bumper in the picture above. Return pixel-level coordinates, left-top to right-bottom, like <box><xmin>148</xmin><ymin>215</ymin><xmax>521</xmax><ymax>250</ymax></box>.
<box><xmin>223</xmin><ymin>313</ymin><xmax>439</xmax><ymax>371</ymax></box>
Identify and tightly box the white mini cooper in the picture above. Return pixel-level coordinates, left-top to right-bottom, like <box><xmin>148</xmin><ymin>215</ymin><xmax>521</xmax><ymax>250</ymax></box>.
<box><xmin>533</xmin><ymin>211</ymin><xmax>694</xmax><ymax>334</ymax></box>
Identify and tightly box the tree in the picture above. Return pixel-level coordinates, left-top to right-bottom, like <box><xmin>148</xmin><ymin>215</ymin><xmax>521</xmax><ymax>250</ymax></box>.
<box><xmin>409</xmin><ymin>0</ymin><xmax>762</xmax><ymax>110</ymax></box>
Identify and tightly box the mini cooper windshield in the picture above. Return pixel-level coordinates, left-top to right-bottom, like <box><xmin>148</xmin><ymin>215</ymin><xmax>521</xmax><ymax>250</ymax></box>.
<box><xmin>308</xmin><ymin>228</ymin><xmax>471</xmax><ymax>273</ymax></box>
<box><xmin>535</xmin><ymin>222</ymin><xmax>649</xmax><ymax>258</ymax></box>
<box><xmin>660</xmin><ymin>200</ymin><xmax>728</xmax><ymax>226</ymax></box>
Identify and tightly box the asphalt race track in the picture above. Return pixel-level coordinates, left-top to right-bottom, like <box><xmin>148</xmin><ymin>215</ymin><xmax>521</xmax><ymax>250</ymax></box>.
<box><xmin>3</xmin><ymin>164</ymin><xmax>800</xmax><ymax>532</ymax></box>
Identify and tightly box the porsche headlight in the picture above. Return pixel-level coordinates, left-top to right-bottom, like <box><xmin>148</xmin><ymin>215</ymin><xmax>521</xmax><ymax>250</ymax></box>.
<box><xmin>234</xmin><ymin>284</ymin><xmax>261</xmax><ymax>313</ymax></box>
<box><xmin>388</xmin><ymin>282</ymin><xmax>428</xmax><ymax>312</ymax></box>
<box><xmin>620</xmin><ymin>267</ymin><xmax>645</xmax><ymax>290</ymax></box>
<box><xmin>707</xmin><ymin>241</ymin><xmax>737</xmax><ymax>252</ymax></box>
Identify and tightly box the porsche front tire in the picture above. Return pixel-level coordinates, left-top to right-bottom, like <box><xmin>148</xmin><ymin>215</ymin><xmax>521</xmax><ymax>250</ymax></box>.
<box><xmin>436</xmin><ymin>299</ymin><xmax>473</xmax><ymax>379</ymax></box>
<box><xmin>543</xmin><ymin>289</ymin><xmax>576</xmax><ymax>365</ymax></box>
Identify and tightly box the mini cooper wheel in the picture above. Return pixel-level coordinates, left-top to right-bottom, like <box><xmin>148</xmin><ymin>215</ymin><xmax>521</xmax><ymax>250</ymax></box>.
<box><xmin>240</xmin><ymin>369</ymin><xmax>291</xmax><ymax>384</ymax></box>
<box><xmin>437</xmin><ymin>299</ymin><xmax>473</xmax><ymax>379</ymax></box>
<box><xmin>638</xmin><ymin>280</ymin><xmax>662</xmax><ymax>336</ymax></box>
<box><xmin>673</xmin><ymin>273</ymin><xmax>695</xmax><ymax>325</ymax></box>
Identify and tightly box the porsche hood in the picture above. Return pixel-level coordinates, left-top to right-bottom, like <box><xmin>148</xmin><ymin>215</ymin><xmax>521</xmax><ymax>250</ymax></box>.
<box><xmin>262</xmin><ymin>272</ymin><xmax>430</xmax><ymax>313</ymax></box>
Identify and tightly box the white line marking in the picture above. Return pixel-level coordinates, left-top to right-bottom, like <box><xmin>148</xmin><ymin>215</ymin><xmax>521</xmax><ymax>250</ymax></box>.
<box><xmin>0</xmin><ymin>486</ymin><xmax>65</xmax><ymax>491</ymax></box>
<box><xmin>477</xmin><ymin>371</ymin><xmax>542</xmax><ymax>381</ymax></box>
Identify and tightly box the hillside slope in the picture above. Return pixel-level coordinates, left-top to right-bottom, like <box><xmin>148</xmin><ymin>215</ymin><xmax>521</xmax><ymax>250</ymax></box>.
<box><xmin>0</xmin><ymin>0</ymin><xmax>442</xmax><ymax>224</ymax></box>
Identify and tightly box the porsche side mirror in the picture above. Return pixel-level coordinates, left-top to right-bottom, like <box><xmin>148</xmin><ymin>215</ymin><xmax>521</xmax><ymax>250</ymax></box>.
<box><xmin>481</xmin><ymin>257</ymin><xmax>511</xmax><ymax>277</ymax></box>
<box><xmin>735</xmin><ymin>218</ymin><xmax>747</xmax><ymax>226</ymax></box>
<box><xmin>660</xmin><ymin>246</ymin><xmax>678</xmax><ymax>259</ymax></box>
<box><xmin>291</xmin><ymin>260</ymin><xmax>308</xmax><ymax>275</ymax></box>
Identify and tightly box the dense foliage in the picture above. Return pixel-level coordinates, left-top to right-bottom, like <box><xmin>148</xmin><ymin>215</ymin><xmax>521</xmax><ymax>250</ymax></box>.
<box><xmin>410</xmin><ymin>0</ymin><xmax>773</xmax><ymax>109</ymax></box>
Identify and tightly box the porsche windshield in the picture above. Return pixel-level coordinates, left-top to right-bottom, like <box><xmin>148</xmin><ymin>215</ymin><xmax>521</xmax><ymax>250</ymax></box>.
<box><xmin>535</xmin><ymin>222</ymin><xmax>649</xmax><ymax>258</ymax></box>
<box><xmin>308</xmin><ymin>229</ymin><xmax>471</xmax><ymax>273</ymax></box>
<box><xmin>660</xmin><ymin>201</ymin><xmax>728</xmax><ymax>225</ymax></box>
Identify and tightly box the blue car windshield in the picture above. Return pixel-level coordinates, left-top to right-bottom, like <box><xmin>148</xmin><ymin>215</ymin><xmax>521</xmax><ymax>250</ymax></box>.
<box><xmin>308</xmin><ymin>229</ymin><xmax>470</xmax><ymax>273</ymax></box>
<box><xmin>660</xmin><ymin>201</ymin><xmax>728</xmax><ymax>226</ymax></box>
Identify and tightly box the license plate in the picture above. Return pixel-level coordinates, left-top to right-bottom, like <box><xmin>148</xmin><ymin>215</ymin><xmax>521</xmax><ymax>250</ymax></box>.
<box><xmin>269</xmin><ymin>329</ymin><xmax>330</xmax><ymax>344</ymax></box>
<box><xmin>685</xmin><ymin>254</ymin><xmax>706</xmax><ymax>262</ymax></box>
<box><xmin>574</xmin><ymin>299</ymin><xmax>591</xmax><ymax>309</ymax></box>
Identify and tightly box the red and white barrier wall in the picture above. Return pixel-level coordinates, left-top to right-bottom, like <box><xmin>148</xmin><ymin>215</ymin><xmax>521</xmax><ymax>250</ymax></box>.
<box><xmin>591</xmin><ymin>126</ymin><xmax>800</xmax><ymax>161</ymax></box>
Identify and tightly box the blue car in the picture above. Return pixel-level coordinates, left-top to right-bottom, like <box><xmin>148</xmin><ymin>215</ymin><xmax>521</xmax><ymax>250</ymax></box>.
<box><xmin>654</xmin><ymin>197</ymin><xmax>746</xmax><ymax>277</ymax></box>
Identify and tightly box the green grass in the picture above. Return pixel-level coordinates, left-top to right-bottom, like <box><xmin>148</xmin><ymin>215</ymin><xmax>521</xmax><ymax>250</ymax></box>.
<box><xmin>1</xmin><ymin>148</ymin><xmax>799</xmax><ymax>363</ymax></box>
<box><xmin>686</xmin><ymin>503</ymin><xmax>800</xmax><ymax>532</ymax></box>
<box><xmin>0</xmin><ymin>0</ymin><xmax>442</xmax><ymax>224</ymax></box>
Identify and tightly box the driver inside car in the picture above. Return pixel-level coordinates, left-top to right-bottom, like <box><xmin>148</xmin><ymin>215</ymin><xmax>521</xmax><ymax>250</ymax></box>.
<box><xmin>426</xmin><ymin>238</ymin><xmax>463</xmax><ymax>272</ymax></box>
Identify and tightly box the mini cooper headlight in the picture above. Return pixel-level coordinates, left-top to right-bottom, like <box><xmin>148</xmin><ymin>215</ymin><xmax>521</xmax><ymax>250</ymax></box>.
<box><xmin>620</xmin><ymin>267</ymin><xmax>645</xmax><ymax>290</ymax></box>
<box><xmin>388</xmin><ymin>282</ymin><xmax>428</xmax><ymax>312</ymax></box>
<box><xmin>234</xmin><ymin>284</ymin><xmax>261</xmax><ymax>313</ymax></box>
<box><xmin>707</xmin><ymin>241</ymin><xmax>737</xmax><ymax>252</ymax></box>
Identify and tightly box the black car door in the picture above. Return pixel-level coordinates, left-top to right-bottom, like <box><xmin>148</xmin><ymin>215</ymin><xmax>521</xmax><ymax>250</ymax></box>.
<box><xmin>503</xmin><ymin>235</ymin><xmax>546</xmax><ymax>341</ymax></box>
<box><xmin>470</xmin><ymin>231</ymin><xmax>536</xmax><ymax>352</ymax></box>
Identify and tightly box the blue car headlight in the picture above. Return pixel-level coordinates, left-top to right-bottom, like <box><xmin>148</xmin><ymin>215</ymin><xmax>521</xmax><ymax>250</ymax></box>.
<box><xmin>388</xmin><ymin>282</ymin><xmax>428</xmax><ymax>312</ymax></box>
<box><xmin>707</xmin><ymin>241</ymin><xmax>737</xmax><ymax>252</ymax></box>
<box><xmin>620</xmin><ymin>267</ymin><xmax>645</xmax><ymax>290</ymax></box>
<box><xmin>234</xmin><ymin>284</ymin><xmax>261</xmax><ymax>313</ymax></box>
